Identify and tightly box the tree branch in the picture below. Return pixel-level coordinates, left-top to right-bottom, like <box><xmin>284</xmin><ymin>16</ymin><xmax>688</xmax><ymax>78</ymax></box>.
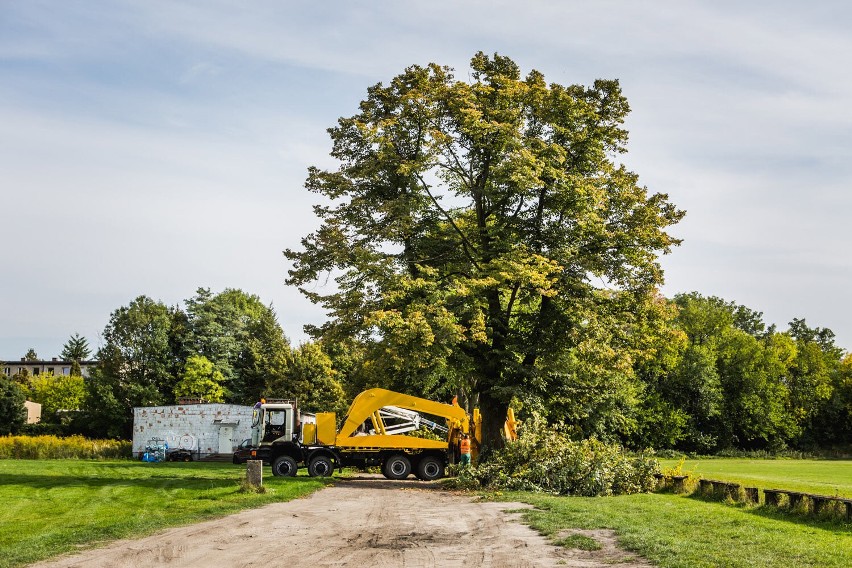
<box><xmin>415</xmin><ymin>173</ymin><xmax>482</xmax><ymax>270</ymax></box>
<box><xmin>505</xmin><ymin>282</ymin><xmax>521</xmax><ymax>322</ymax></box>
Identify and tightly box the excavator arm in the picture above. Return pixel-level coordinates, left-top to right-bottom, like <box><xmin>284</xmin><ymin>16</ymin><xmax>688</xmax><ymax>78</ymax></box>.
<box><xmin>321</xmin><ymin>388</ymin><xmax>514</xmax><ymax>462</ymax></box>
<box><xmin>337</xmin><ymin>388</ymin><xmax>469</xmax><ymax>441</ymax></box>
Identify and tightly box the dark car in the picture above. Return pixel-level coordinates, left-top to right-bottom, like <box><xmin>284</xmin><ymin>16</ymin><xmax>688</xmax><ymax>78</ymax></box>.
<box><xmin>165</xmin><ymin>448</ymin><xmax>193</xmax><ymax>462</ymax></box>
<box><xmin>233</xmin><ymin>439</ymin><xmax>271</xmax><ymax>465</ymax></box>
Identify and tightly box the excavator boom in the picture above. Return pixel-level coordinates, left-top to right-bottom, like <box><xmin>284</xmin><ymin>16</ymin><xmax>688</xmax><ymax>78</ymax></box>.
<box><xmin>337</xmin><ymin>388</ymin><xmax>468</xmax><ymax>443</ymax></box>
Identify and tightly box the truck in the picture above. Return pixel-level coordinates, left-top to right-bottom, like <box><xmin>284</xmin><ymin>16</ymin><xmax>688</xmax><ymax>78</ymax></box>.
<box><xmin>247</xmin><ymin>388</ymin><xmax>514</xmax><ymax>480</ymax></box>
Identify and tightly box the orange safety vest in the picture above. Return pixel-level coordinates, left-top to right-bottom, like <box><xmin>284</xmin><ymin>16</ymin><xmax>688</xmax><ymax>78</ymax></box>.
<box><xmin>460</xmin><ymin>438</ymin><xmax>471</xmax><ymax>454</ymax></box>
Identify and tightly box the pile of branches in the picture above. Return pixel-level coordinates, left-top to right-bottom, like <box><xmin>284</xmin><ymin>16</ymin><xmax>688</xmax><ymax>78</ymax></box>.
<box><xmin>454</xmin><ymin>419</ymin><xmax>659</xmax><ymax>496</ymax></box>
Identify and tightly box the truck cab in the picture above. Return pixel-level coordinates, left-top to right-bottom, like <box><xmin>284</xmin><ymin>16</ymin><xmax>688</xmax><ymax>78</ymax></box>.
<box><xmin>251</xmin><ymin>400</ymin><xmax>296</xmax><ymax>446</ymax></box>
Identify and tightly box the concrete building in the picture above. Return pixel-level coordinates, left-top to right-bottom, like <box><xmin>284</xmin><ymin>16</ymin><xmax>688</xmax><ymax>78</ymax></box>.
<box><xmin>2</xmin><ymin>358</ymin><xmax>96</xmax><ymax>378</ymax></box>
<box><xmin>24</xmin><ymin>400</ymin><xmax>42</xmax><ymax>424</ymax></box>
<box><xmin>132</xmin><ymin>403</ymin><xmax>254</xmax><ymax>459</ymax></box>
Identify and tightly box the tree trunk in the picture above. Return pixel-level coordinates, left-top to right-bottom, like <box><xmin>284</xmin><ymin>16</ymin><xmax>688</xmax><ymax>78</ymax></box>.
<box><xmin>477</xmin><ymin>389</ymin><xmax>510</xmax><ymax>458</ymax></box>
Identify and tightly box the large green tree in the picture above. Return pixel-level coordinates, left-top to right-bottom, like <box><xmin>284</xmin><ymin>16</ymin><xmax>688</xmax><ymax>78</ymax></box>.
<box><xmin>286</xmin><ymin>53</ymin><xmax>683</xmax><ymax>448</ymax></box>
<box><xmin>28</xmin><ymin>373</ymin><xmax>86</xmax><ymax>419</ymax></box>
<box><xmin>786</xmin><ymin>318</ymin><xmax>840</xmax><ymax>446</ymax></box>
<box><xmin>268</xmin><ymin>342</ymin><xmax>346</xmax><ymax>414</ymax></box>
<box><xmin>81</xmin><ymin>296</ymin><xmax>177</xmax><ymax>438</ymax></box>
<box><xmin>811</xmin><ymin>353</ymin><xmax>852</xmax><ymax>446</ymax></box>
<box><xmin>184</xmin><ymin>288</ymin><xmax>290</xmax><ymax>403</ymax></box>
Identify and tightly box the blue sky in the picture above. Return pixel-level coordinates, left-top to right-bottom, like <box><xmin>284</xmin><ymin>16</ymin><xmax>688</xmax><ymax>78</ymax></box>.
<box><xmin>2</xmin><ymin>1</ymin><xmax>852</xmax><ymax>358</ymax></box>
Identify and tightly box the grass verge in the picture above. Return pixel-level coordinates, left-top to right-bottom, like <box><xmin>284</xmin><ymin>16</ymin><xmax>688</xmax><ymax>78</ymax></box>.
<box><xmin>0</xmin><ymin>459</ymin><xmax>329</xmax><ymax>568</ymax></box>
<box><xmin>502</xmin><ymin>490</ymin><xmax>852</xmax><ymax>568</ymax></box>
<box><xmin>657</xmin><ymin>458</ymin><xmax>852</xmax><ymax>497</ymax></box>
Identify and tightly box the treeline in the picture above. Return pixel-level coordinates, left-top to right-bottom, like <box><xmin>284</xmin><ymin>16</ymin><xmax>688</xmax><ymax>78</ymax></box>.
<box><xmin>631</xmin><ymin>293</ymin><xmax>850</xmax><ymax>453</ymax></box>
<box><xmin>2</xmin><ymin>288</ymin><xmax>348</xmax><ymax>439</ymax></box>
<box><xmin>314</xmin><ymin>290</ymin><xmax>850</xmax><ymax>454</ymax></box>
<box><xmin>2</xmin><ymin>288</ymin><xmax>849</xmax><ymax>452</ymax></box>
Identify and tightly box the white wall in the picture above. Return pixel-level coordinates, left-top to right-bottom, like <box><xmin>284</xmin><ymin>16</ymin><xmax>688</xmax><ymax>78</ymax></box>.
<box><xmin>132</xmin><ymin>403</ymin><xmax>254</xmax><ymax>457</ymax></box>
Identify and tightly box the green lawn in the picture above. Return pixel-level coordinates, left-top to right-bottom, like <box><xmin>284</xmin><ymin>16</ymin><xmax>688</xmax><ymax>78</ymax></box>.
<box><xmin>4</xmin><ymin>458</ymin><xmax>851</xmax><ymax>568</ymax></box>
<box><xmin>658</xmin><ymin>458</ymin><xmax>852</xmax><ymax>497</ymax></box>
<box><xmin>508</xmin><ymin>491</ymin><xmax>852</xmax><ymax>568</ymax></box>
<box><xmin>0</xmin><ymin>459</ymin><xmax>328</xmax><ymax>568</ymax></box>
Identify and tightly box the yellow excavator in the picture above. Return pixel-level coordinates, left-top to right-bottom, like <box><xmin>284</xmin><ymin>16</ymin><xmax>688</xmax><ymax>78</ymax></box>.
<box><xmin>249</xmin><ymin>388</ymin><xmax>517</xmax><ymax>480</ymax></box>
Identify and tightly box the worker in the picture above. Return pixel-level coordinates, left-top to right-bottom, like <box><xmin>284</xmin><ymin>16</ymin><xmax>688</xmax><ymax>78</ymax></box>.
<box><xmin>459</xmin><ymin>433</ymin><xmax>472</xmax><ymax>467</ymax></box>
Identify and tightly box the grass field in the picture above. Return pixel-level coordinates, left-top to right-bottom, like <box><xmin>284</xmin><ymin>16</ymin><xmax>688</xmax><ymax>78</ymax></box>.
<box><xmin>2</xmin><ymin>458</ymin><xmax>850</xmax><ymax>568</ymax></box>
<box><xmin>658</xmin><ymin>458</ymin><xmax>852</xmax><ymax>497</ymax></box>
<box><xmin>0</xmin><ymin>459</ymin><xmax>328</xmax><ymax>568</ymax></box>
<box><xmin>509</xmin><ymin>491</ymin><xmax>852</xmax><ymax>568</ymax></box>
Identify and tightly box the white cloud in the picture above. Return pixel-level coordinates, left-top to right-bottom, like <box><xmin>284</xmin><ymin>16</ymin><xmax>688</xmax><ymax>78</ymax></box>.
<box><xmin>3</xmin><ymin>0</ymin><xmax>852</xmax><ymax>355</ymax></box>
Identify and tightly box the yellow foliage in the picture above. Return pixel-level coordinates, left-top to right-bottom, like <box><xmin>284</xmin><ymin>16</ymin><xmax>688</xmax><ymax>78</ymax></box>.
<box><xmin>0</xmin><ymin>435</ymin><xmax>131</xmax><ymax>459</ymax></box>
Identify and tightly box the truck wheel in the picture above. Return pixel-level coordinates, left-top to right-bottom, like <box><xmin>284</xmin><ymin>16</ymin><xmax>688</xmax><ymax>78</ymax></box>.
<box><xmin>415</xmin><ymin>456</ymin><xmax>445</xmax><ymax>481</ymax></box>
<box><xmin>308</xmin><ymin>455</ymin><xmax>334</xmax><ymax>477</ymax></box>
<box><xmin>272</xmin><ymin>455</ymin><xmax>298</xmax><ymax>477</ymax></box>
<box><xmin>383</xmin><ymin>454</ymin><xmax>412</xmax><ymax>480</ymax></box>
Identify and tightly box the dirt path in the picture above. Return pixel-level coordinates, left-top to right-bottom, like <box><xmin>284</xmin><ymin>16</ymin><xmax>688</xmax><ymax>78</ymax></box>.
<box><xmin>31</xmin><ymin>476</ymin><xmax>651</xmax><ymax>568</ymax></box>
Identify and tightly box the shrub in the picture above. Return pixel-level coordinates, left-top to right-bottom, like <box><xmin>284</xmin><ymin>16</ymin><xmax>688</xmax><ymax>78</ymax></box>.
<box><xmin>0</xmin><ymin>376</ymin><xmax>26</xmax><ymax>435</ymax></box>
<box><xmin>451</xmin><ymin>417</ymin><xmax>659</xmax><ymax>496</ymax></box>
<box><xmin>714</xmin><ymin>448</ymin><xmax>813</xmax><ymax>460</ymax></box>
<box><xmin>19</xmin><ymin>423</ymin><xmax>67</xmax><ymax>437</ymax></box>
<box><xmin>0</xmin><ymin>435</ymin><xmax>131</xmax><ymax>459</ymax></box>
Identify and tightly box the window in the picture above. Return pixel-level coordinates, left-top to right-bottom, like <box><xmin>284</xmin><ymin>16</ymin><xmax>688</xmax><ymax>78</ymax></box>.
<box><xmin>47</xmin><ymin>367</ymin><xmax>54</xmax><ymax>375</ymax></box>
<box><xmin>3</xmin><ymin>367</ymin><xmax>9</xmax><ymax>376</ymax></box>
<box><xmin>62</xmin><ymin>367</ymin><xmax>70</xmax><ymax>375</ymax></box>
<box><xmin>268</xmin><ymin>410</ymin><xmax>287</xmax><ymax>426</ymax></box>
<box><xmin>32</xmin><ymin>367</ymin><xmax>39</xmax><ymax>375</ymax></box>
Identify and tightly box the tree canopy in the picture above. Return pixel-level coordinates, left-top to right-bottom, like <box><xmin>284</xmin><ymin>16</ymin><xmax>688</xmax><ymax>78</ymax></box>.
<box><xmin>61</xmin><ymin>333</ymin><xmax>91</xmax><ymax>363</ymax></box>
<box><xmin>628</xmin><ymin>292</ymin><xmax>851</xmax><ymax>452</ymax></box>
<box><xmin>184</xmin><ymin>288</ymin><xmax>290</xmax><ymax>402</ymax></box>
<box><xmin>269</xmin><ymin>342</ymin><xmax>346</xmax><ymax>414</ymax></box>
<box><xmin>81</xmin><ymin>295</ymin><xmax>177</xmax><ymax>437</ymax></box>
<box><xmin>28</xmin><ymin>373</ymin><xmax>86</xmax><ymax>418</ymax></box>
<box><xmin>0</xmin><ymin>375</ymin><xmax>26</xmax><ymax>435</ymax></box>
<box><xmin>174</xmin><ymin>355</ymin><xmax>226</xmax><ymax>403</ymax></box>
<box><xmin>286</xmin><ymin>52</ymin><xmax>684</xmax><ymax>448</ymax></box>
<box><xmin>76</xmin><ymin>289</ymin><xmax>298</xmax><ymax>438</ymax></box>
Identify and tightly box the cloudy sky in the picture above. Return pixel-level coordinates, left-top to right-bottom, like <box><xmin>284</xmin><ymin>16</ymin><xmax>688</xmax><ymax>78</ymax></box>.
<box><xmin>2</xmin><ymin>1</ymin><xmax>851</xmax><ymax>359</ymax></box>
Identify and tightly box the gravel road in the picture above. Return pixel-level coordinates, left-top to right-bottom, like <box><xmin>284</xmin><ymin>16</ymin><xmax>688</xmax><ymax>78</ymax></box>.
<box><xmin>30</xmin><ymin>476</ymin><xmax>650</xmax><ymax>568</ymax></box>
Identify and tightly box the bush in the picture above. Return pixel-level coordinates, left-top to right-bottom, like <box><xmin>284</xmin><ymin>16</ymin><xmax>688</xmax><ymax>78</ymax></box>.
<box><xmin>0</xmin><ymin>376</ymin><xmax>26</xmax><ymax>435</ymax></box>
<box><xmin>19</xmin><ymin>423</ymin><xmax>67</xmax><ymax>437</ymax></box>
<box><xmin>451</xmin><ymin>418</ymin><xmax>659</xmax><ymax>496</ymax></box>
<box><xmin>714</xmin><ymin>448</ymin><xmax>813</xmax><ymax>460</ymax></box>
<box><xmin>0</xmin><ymin>435</ymin><xmax>132</xmax><ymax>459</ymax></box>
